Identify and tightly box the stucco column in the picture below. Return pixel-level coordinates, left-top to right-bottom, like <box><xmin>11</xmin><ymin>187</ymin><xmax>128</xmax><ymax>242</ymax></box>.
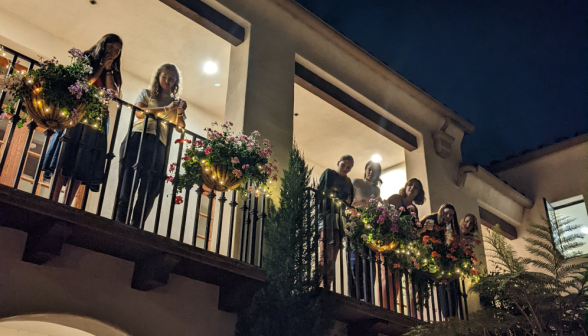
<box><xmin>225</xmin><ymin>23</ymin><xmax>296</xmax><ymax>190</ymax></box>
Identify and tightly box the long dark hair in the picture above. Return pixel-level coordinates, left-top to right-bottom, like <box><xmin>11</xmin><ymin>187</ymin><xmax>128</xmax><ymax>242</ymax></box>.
<box><xmin>149</xmin><ymin>63</ymin><xmax>182</xmax><ymax>100</ymax></box>
<box><xmin>364</xmin><ymin>161</ymin><xmax>382</xmax><ymax>186</ymax></box>
<box><xmin>399</xmin><ymin>178</ymin><xmax>426</xmax><ymax>205</ymax></box>
<box><xmin>436</xmin><ymin>203</ymin><xmax>460</xmax><ymax>236</ymax></box>
<box><xmin>84</xmin><ymin>33</ymin><xmax>123</xmax><ymax>87</ymax></box>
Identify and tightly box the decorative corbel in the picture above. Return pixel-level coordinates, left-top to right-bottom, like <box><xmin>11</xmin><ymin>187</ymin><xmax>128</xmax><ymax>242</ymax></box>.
<box><xmin>456</xmin><ymin>164</ymin><xmax>478</xmax><ymax>187</ymax></box>
<box><xmin>431</xmin><ymin>116</ymin><xmax>455</xmax><ymax>159</ymax></box>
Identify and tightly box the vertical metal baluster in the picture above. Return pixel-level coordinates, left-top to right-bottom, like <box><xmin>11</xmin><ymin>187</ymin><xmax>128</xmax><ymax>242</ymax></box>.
<box><xmin>0</xmin><ymin>57</ymin><xmax>31</xmax><ymax>176</ymax></box>
<box><xmin>13</xmin><ymin>121</ymin><xmax>37</xmax><ymax>188</ymax></box>
<box><xmin>411</xmin><ymin>274</ymin><xmax>418</xmax><ymax>319</ymax></box>
<box><xmin>397</xmin><ymin>270</ymin><xmax>403</xmax><ymax>314</ymax></box>
<box><xmin>418</xmin><ymin>280</ymin><xmax>425</xmax><ymax>320</ymax></box>
<box><xmin>368</xmin><ymin>249</ymin><xmax>375</xmax><ymax>304</ymax></box>
<box><xmin>204</xmin><ymin>190</ymin><xmax>216</xmax><ymax>251</ymax></box>
<box><xmin>97</xmin><ymin>101</ymin><xmax>123</xmax><ymax>215</ymax></box>
<box><xmin>329</xmin><ymin>199</ymin><xmax>336</xmax><ymax>292</ymax></box>
<box><xmin>376</xmin><ymin>254</ymin><xmax>383</xmax><ymax>307</ymax></box>
<box><xmin>226</xmin><ymin>190</ymin><xmax>237</xmax><ymax>258</ymax></box>
<box><xmin>257</xmin><ymin>193</ymin><xmax>266</xmax><ymax>267</ymax></box>
<box><xmin>354</xmin><ymin>243</ymin><xmax>360</xmax><ymax>299</ymax></box>
<box><xmin>322</xmin><ymin>196</ymin><xmax>328</xmax><ymax>289</ymax></box>
<box><xmin>247</xmin><ymin>191</ymin><xmax>259</xmax><ymax>264</ymax></box>
<box><xmin>461</xmin><ymin>279</ymin><xmax>469</xmax><ymax>321</ymax></box>
<box><xmin>31</xmin><ymin>129</ymin><xmax>54</xmax><ymax>195</ymax></box>
<box><xmin>435</xmin><ymin>283</ymin><xmax>443</xmax><ymax>321</ymax></box>
<box><xmin>178</xmin><ymin>186</ymin><xmax>192</xmax><ymax>241</ymax></box>
<box><xmin>215</xmin><ymin>192</ymin><xmax>227</xmax><ymax>253</ymax></box>
<box><xmin>446</xmin><ymin>284</ymin><xmax>454</xmax><ymax>319</ymax></box>
<box><xmin>191</xmin><ymin>186</ymin><xmax>204</xmax><ymax>246</ymax></box>
<box><xmin>111</xmin><ymin>105</ymin><xmax>138</xmax><ymax>220</ymax></box>
<box><xmin>153</xmin><ymin>130</ymin><xmax>174</xmax><ymax>233</ymax></box>
<box><xmin>64</xmin><ymin>126</ymin><xmax>87</xmax><ymax>205</ymax></box>
<box><xmin>305</xmin><ymin>189</ymin><xmax>312</xmax><ymax>283</ymax></box>
<box><xmin>125</xmin><ymin>113</ymin><xmax>150</xmax><ymax>225</ymax></box>
<box><xmin>404</xmin><ymin>271</ymin><xmax>412</xmax><ymax>317</ymax></box>
<box><xmin>48</xmin><ymin>129</ymin><xmax>70</xmax><ymax>200</ymax></box>
<box><xmin>166</xmin><ymin>129</ymin><xmax>185</xmax><ymax>237</ymax></box>
<box><xmin>361</xmin><ymin>251</ymin><xmax>368</xmax><ymax>301</ymax></box>
<box><xmin>456</xmin><ymin>280</ymin><xmax>464</xmax><ymax>320</ymax></box>
<box><xmin>314</xmin><ymin>191</ymin><xmax>320</xmax><ymax>289</ymax></box>
<box><xmin>346</xmin><ymin>242</ymin><xmax>353</xmax><ymax>297</ymax></box>
<box><xmin>338</xmin><ymin>204</ymin><xmax>345</xmax><ymax>295</ymax></box>
<box><xmin>239</xmin><ymin>181</ymin><xmax>251</xmax><ymax>261</ymax></box>
<box><xmin>178</xmin><ymin>134</ymin><xmax>197</xmax><ymax>240</ymax></box>
<box><xmin>81</xmin><ymin>185</ymin><xmax>90</xmax><ymax>211</ymax></box>
<box><xmin>136</xmin><ymin>116</ymin><xmax>162</xmax><ymax>230</ymax></box>
<box><xmin>431</xmin><ymin>281</ymin><xmax>437</xmax><ymax>322</ymax></box>
<box><xmin>426</xmin><ymin>282</ymin><xmax>431</xmax><ymax>322</ymax></box>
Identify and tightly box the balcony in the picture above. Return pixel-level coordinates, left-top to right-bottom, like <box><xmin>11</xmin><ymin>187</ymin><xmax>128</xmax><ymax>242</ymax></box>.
<box><xmin>0</xmin><ymin>46</ymin><xmax>470</xmax><ymax>336</ymax></box>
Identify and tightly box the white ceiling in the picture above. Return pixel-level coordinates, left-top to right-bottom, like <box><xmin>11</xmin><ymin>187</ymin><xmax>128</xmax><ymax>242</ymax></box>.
<box><xmin>0</xmin><ymin>322</ymin><xmax>94</xmax><ymax>336</ymax></box>
<box><xmin>294</xmin><ymin>83</ymin><xmax>405</xmax><ymax>180</ymax></box>
<box><xmin>0</xmin><ymin>0</ymin><xmax>230</xmax><ymax>116</ymax></box>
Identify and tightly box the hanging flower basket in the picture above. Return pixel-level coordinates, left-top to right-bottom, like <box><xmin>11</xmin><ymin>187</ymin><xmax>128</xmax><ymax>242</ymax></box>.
<box><xmin>23</xmin><ymin>89</ymin><xmax>87</xmax><ymax>130</ymax></box>
<box><xmin>367</xmin><ymin>241</ymin><xmax>397</xmax><ymax>253</ymax></box>
<box><xmin>200</xmin><ymin>161</ymin><xmax>243</xmax><ymax>192</ymax></box>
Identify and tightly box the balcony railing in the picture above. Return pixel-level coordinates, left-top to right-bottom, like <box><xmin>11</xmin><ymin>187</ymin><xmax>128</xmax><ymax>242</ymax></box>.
<box><xmin>306</xmin><ymin>188</ymin><xmax>471</xmax><ymax>323</ymax></box>
<box><xmin>0</xmin><ymin>45</ymin><xmax>266</xmax><ymax>268</ymax></box>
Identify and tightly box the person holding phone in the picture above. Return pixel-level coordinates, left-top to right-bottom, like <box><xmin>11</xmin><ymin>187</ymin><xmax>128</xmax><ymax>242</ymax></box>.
<box><xmin>115</xmin><ymin>63</ymin><xmax>186</xmax><ymax>227</ymax></box>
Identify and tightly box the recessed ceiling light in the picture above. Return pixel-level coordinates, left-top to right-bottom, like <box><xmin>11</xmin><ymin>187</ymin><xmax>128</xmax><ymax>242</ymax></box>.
<box><xmin>203</xmin><ymin>61</ymin><xmax>218</xmax><ymax>74</ymax></box>
<box><xmin>581</xmin><ymin>227</ymin><xmax>588</xmax><ymax>234</ymax></box>
<box><xmin>214</xmin><ymin>83</ymin><xmax>220</xmax><ymax>87</ymax></box>
<box><xmin>371</xmin><ymin>154</ymin><xmax>382</xmax><ymax>163</ymax></box>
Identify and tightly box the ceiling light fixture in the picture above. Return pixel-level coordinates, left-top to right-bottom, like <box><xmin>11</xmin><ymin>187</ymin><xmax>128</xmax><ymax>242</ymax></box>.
<box><xmin>371</xmin><ymin>154</ymin><xmax>382</xmax><ymax>163</ymax></box>
<box><xmin>203</xmin><ymin>61</ymin><xmax>218</xmax><ymax>75</ymax></box>
<box><xmin>214</xmin><ymin>83</ymin><xmax>220</xmax><ymax>87</ymax></box>
<box><xmin>581</xmin><ymin>227</ymin><xmax>588</xmax><ymax>234</ymax></box>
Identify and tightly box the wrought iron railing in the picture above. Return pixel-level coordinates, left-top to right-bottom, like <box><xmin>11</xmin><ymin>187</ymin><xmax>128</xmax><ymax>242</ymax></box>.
<box><xmin>305</xmin><ymin>187</ymin><xmax>470</xmax><ymax>322</ymax></box>
<box><xmin>0</xmin><ymin>45</ymin><xmax>266</xmax><ymax>267</ymax></box>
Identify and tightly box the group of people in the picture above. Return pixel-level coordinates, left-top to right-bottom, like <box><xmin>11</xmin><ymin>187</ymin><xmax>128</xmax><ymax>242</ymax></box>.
<box><xmin>317</xmin><ymin>154</ymin><xmax>479</xmax><ymax>317</ymax></box>
<box><xmin>41</xmin><ymin>33</ymin><xmax>187</xmax><ymax>227</ymax></box>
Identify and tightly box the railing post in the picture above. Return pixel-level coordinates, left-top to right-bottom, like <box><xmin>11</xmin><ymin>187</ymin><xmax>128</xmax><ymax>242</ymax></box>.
<box><xmin>125</xmin><ymin>113</ymin><xmax>150</xmax><ymax>225</ymax></box>
<box><xmin>248</xmin><ymin>190</ymin><xmax>259</xmax><ymax>264</ymax></box>
<box><xmin>257</xmin><ymin>193</ymin><xmax>266</xmax><ymax>267</ymax></box>
<box><xmin>226</xmin><ymin>190</ymin><xmax>238</xmax><ymax>258</ymax></box>
<box><xmin>461</xmin><ymin>278</ymin><xmax>469</xmax><ymax>321</ymax></box>
<box><xmin>178</xmin><ymin>186</ymin><xmax>192</xmax><ymax>241</ymax></box>
<box><xmin>376</xmin><ymin>254</ymin><xmax>383</xmax><ymax>307</ymax></box>
<box><xmin>97</xmin><ymin>101</ymin><xmax>123</xmax><ymax>216</ymax></box>
<box><xmin>368</xmin><ymin>249</ymin><xmax>375</xmax><ymax>304</ymax></box>
<box><xmin>31</xmin><ymin>129</ymin><xmax>54</xmax><ymax>195</ymax></box>
<box><xmin>239</xmin><ymin>181</ymin><xmax>251</xmax><ymax>261</ymax></box>
<box><xmin>166</xmin><ymin>129</ymin><xmax>185</xmax><ymax>237</ymax></box>
<box><xmin>191</xmin><ymin>185</ymin><xmax>204</xmax><ymax>246</ymax></box>
<box><xmin>430</xmin><ymin>281</ymin><xmax>437</xmax><ymax>322</ymax></box>
<box><xmin>215</xmin><ymin>191</ymin><xmax>227</xmax><ymax>254</ymax></box>
<box><xmin>204</xmin><ymin>190</ymin><xmax>216</xmax><ymax>251</ymax></box>
<box><xmin>48</xmin><ymin>129</ymin><xmax>71</xmax><ymax>201</ymax></box>
<box><xmin>13</xmin><ymin>121</ymin><xmax>37</xmax><ymax>188</ymax></box>
<box><xmin>111</xmin><ymin>105</ymin><xmax>138</xmax><ymax>220</ymax></box>
<box><xmin>154</xmin><ymin>129</ymin><xmax>174</xmax><ymax>234</ymax></box>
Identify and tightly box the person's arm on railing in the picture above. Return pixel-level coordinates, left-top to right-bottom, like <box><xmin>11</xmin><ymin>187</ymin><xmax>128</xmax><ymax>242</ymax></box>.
<box><xmin>174</xmin><ymin>100</ymin><xmax>187</xmax><ymax>132</ymax></box>
<box><xmin>134</xmin><ymin>101</ymin><xmax>180</xmax><ymax>120</ymax></box>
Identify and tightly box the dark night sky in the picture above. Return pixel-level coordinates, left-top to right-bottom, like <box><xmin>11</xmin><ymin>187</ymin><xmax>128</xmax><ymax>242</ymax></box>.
<box><xmin>295</xmin><ymin>0</ymin><xmax>588</xmax><ymax>166</ymax></box>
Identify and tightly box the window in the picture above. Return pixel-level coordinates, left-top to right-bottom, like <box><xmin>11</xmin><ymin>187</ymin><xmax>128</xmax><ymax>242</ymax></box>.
<box><xmin>545</xmin><ymin>196</ymin><xmax>588</xmax><ymax>256</ymax></box>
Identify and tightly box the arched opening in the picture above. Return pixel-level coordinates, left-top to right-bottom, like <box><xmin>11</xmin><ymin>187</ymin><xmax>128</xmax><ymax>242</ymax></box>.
<box><xmin>0</xmin><ymin>314</ymin><xmax>130</xmax><ymax>336</ymax></box>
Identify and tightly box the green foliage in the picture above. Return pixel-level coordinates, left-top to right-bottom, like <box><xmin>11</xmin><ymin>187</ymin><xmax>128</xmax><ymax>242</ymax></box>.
<box><xmin>235</xmin><ymin>144</ymin><xmax>335</xmax><ymax>336</ymax></box>
<box><xmin>174</xmin><ymin>122</ymin><xmax>278</xmax><ymax>194</ymax></box>
<box><xmin>405</xmin><ymin>218</ymin><xmax>588</xmax><ymax>336</ymax></box>
<box><xmin>1</xmin><ymin>47</ymin><xmax>113</xmax><ymax>131</ymax></box>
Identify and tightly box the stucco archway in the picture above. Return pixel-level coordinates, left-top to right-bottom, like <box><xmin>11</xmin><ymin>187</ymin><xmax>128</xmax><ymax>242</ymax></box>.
<box><xmin>0</xmin><ymin>314</ymin><xmax>131</xmax><ymax>336</ymax></box>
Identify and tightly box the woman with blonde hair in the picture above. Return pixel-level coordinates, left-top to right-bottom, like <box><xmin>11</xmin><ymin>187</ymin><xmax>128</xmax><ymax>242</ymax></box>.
<box><xmin>115</xmin><ymin>63</ymin><xmax>186</xmax><ymax>227</ymax></box>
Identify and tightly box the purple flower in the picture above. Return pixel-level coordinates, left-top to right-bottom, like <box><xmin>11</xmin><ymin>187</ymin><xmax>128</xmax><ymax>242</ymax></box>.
<box><xmin>68</xmin><ymin>48</ymin><xmax>86</xmax><ymax>59</ymax></box>
<box><xmin>390</xmin><ymin>224</ymin><xmax>399</xmax><ymax>233</ymax></box>
<box><xmin>377</xmin><ymin>206</ymin><xmax>383</xmax><ymax>211</ymax></box>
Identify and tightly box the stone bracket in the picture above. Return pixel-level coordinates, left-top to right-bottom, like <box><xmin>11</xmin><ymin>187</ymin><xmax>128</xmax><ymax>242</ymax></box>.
<box><xmin>218</xmin><ymin>279</ymin><xmax>263</xmax><ymax>312</ymax></box>
<box><xmin>346</xmin><ymin>318</ymin><xmax>386</xmax><ymax>336</ymax></box>
<box><xmin>131</xmin><ymin>253</ymin><xmax>181</xmax><ymax>291</ymax></box>
<box><xmin>22</xmin><ymin>221</ymin><xmax>72</xmax><ymax>265</ymax></box>
<box><xmin>432</xmin><ymin>116</ymin><xmax>455</xmax><ymax>159</ymax></box>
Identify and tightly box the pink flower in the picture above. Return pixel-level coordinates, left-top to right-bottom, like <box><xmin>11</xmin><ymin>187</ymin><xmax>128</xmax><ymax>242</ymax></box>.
<box><xmin>272</xmin><ymin>175</ymin><xmax>278</xmax><ymax>182</ymax></box>
<box><xmin>204</xmin><ymin>147</ymin><xmax>213</xmax><ymax>155</ymax></box>
<box><xmin>232</xmin><ymin>169</ymin><xmax>242</xmax><ymax>178</ymax></box>
<box><xmin>166</xmin><ymin>176</ymin><xmax>174</xmax><ymax>183</ymax></box>
<box><xmin>390</xmin><ymin>224</ymin><xmax>399</xmax><ymax>233</ymax></box>
<box><xmin>242</xmin><ymin>164</ymin><xmax>250</xmax><ymax>169</ymax></box>
<box><xmin>252</xmin><ymin>130</ymin><xmax>260</xmax><ymax>136</ymax></box>
<box><xmin>231</xmin><ymin>157</ymin><xmax>240</xmax><ymax>164</ymax></box>
<box><xmin>399</xmin><ymin>206</ymin><xmax>405</xmax><ymax>212</ymax></box>
<box><xmin>182</xmin><ymin>155</ymin><xmax>190</xmax><ymax>161</ymax></box>
<box><xmin>175</xmin><ymin>196</ymin><xmax>184</xmax><ymax>205</ymax></box>
<box><xmin>0</xmin><ymin>112</ymin><xmax>6</xmax><ymax>120</ymax></box>
<box><xmin>194</xmin><ymin>140</ymin><xmax>204</xmax><ymax>147</ymax></box>
<box><xmin>410</xmin><ymin>212</ymin><xmax>417</xmax><ymax>217</ymax></box>
<box><xmin>264</xmin><ymin>166</ymin><xmax>272</xmax><ymax>174</ymax></box>
<box><xmin>407</xmin><ymin>204</ymin><xmax>415</xmax><ymax>210</ymax></box>
<box><xmin>415</xmin><ymin>222</ymin><xmax>422</xmax><ymax>228</ymax></box>
<box><xmin>169</xmin><ymin>162</ymin><xmax>177</xmax><ymax>173</ymax></box>
<box><xmin>393</xmin><ymin>263</ymin><xmax>401</xmax><ymax>269</ymax></box>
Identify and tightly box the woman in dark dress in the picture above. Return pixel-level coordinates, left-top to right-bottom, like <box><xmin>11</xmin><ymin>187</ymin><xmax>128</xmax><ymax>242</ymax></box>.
<box><xmin>419</xmin><ymin>203</ymin><xmax>461</xmax><ymax>319</ymax></box>
<box><xmin>43</xmin><ymin>34</ymin><xmax>123</xmax><ymax>205</ymax></box>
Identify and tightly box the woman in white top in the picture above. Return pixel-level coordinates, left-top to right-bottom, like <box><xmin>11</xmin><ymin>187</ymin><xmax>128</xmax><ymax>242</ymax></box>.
<box><xmin>115</xmin><ymin>63</ymin><xmax>186</xmax><ymax>227</ymax></box>
<box><xmin>352</xmin><ymin>160</ymin><xmax>381</xmax><ymax>203</ymax></box>
<box><xmin>350</xmin><ymin>160</ymin><xmax>381</xmax><ymax>302</ymax></box>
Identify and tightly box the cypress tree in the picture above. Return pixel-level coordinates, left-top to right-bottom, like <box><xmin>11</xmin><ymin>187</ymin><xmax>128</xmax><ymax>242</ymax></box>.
<box><xmin>235</xmin><ymin>144</ymin><xmax>335</xmax><ymax>336</ymax></box>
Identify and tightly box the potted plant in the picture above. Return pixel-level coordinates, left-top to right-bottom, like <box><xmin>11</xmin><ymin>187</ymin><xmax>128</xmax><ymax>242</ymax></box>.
<box><xmin>2</xmin><ymin>47</ymin><xmax>114</xmax><ymax>130</ymax></box>
<box><xmin>171</xmin><ymin>121</ymin><xmax>279</xmax><ymax>196</ymax></box>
